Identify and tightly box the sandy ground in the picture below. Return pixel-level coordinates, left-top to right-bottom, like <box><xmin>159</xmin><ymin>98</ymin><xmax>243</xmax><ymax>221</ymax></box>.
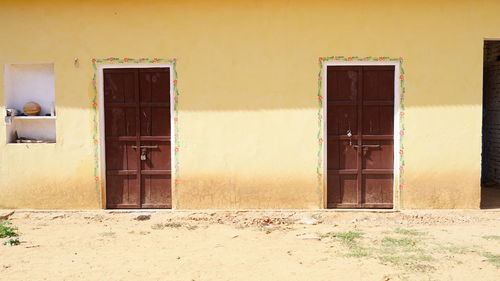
<box><xmin>1</xmin><ymin>210</ymin><xmax>499</xmax><ymax>281</ymax></box>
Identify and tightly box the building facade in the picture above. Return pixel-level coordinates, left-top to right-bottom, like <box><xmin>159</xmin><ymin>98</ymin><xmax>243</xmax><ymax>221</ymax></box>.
<box><xmin>1</xmin><ymin>0</ymin><xmax>498</xmax><ymax>209</ymax></box>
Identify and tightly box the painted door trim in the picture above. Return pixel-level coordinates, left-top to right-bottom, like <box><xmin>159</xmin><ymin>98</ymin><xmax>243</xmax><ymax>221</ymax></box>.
<box><xmin>322</xmin><ymin>61</ymin><xmax>401</xmax><ymax>210</ymax></box>
<box><xmin>97</xmin><ymin>64</ymin><xmax>175</xmax><ymax>209</ymax></box>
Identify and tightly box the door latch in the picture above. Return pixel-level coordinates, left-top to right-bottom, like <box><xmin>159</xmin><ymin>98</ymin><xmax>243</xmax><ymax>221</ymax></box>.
<box><xmin>132</xmin><ymin>145</ymin><xmax>158</xmax><ymax>161</ymax></box>
<box><xmin>347</xmin><ymin>129</ymin><xmax>353</xmax><ymax>146</ymax></box>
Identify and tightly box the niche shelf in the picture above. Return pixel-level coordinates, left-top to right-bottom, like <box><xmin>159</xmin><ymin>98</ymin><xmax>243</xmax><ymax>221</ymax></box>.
<box><xmin>4</xmin><ymin>63</ymin><xmax>56</xmax><ymax>143</ymax></box>
<box><xmin>11</xmin><ymin>116</ymin><xmax>57</xmax><ymax>120</ymax></box>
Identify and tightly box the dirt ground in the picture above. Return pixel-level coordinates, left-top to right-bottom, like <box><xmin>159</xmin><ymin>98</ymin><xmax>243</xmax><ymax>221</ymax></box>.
<box><xmin>1</xmin><ymin>209</ymin><xmax>499</xmax><ymax>281</ymax></box>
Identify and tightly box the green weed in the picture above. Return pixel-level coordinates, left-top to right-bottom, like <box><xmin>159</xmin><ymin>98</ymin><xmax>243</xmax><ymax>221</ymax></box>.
<box><xmin>437</xmin><ymin>244</ymin><xmax>468</xmax><ymax>254</ymax></box>
<box><xmin>378</xmin><ymin>236</ymin><xmax>434</xmax><ymax>272</ymax></box>
<box><xmin>483</xmin><ymin>252</ymin><xmax>500</xmax><ymax>267</ymax></box>
<box><xmin>382</xmin><ymin>237</ymin><xmax>416</xmax><ymax>247</ymax></box>
<box><xmin>321</xmin><ymin>231</ymin><xmax>372</xmax><ymax>258</ymax></box>
<box><xmin>482</xmin><ymin>235</ymin><xmax>500</xmax><ymax>240</ymax></box>
<box><xmin>3</xmin><ymin>238</ymin><xmax>20</xmax><ymax>246</ymax></box>
<box><xmin>330</xmin><ymin>231</ymin><xmax>364</xmax><ymax>244</ymax></box>
<box><xmin>344</xmin><ymin>245</ymin><xmax>372</xmax><ymax>258</ymax></box>
<box><xmin>380</xmin><ymin>255</ymin><xmax>403</xmax><ymax>264</ymax></box>
<box><xmin>394</xmin><ymin>228</ymin><xmax>424</xmax><ymax>236</ymax></box>
<box><xmin>0</xmin><ymin>220</ymin><xmax>18</xmax><ymax>238</ymax></box>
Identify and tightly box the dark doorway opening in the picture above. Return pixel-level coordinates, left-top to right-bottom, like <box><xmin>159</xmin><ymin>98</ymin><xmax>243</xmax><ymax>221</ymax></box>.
<box><xmin>481</xmin><ymin>40</ymin><xmax>500</xmax><ymax>209</ymax></box>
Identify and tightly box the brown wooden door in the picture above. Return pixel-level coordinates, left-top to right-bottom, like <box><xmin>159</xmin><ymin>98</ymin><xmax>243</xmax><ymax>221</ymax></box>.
<box><xmin>104</xmin><ymin>68</ymin><xmax>172</xmax><ymax>209</ymax></box>
<box><xmin>327</xmin><ymin>66</ymin><xmax>394</xmax><ymax>209</ymax></box>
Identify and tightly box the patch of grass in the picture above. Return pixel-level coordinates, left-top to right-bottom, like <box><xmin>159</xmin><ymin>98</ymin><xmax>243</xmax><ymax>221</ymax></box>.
<box><xmin>483</xmin><ymin>252</ymin><xmax>500</xmax><ymax>267</ymax></box>
<box><xmin>379</xmin><ymin>246</ymin><xmax>399</xmax><ymax>255</ymax></box>
<box><xmin>378</xmin><ymin>236</ymin><xmax>434</xmax><ymax>272</ymax></box>
<box><xmin>0</xmin><ymin>220</ymin><xmax>18</xmax><ymax>238</ymax></box>
<box><xmin>330</xmin><ymin>231</ymin><xmax>364</xmax><ymax>244</ymax></box>
<box><xmin>437</xmin><ymin>244</ymin><xmax>468</xmax><ymax>254</ymax></box>
<box><xmin>394</xmin><ymin>228</ymin><xmax>424</xmax><ymax>236</ymax></box>
<box><xmin>410</xmin><ymin>254</ymin><xmax>434</xmax><ymax>262</ymax></box>
<box><xmin>3</xmin><ymin>238</ymin><xmax>20</xmax><ymax>246</ymax></box>
<box><xmin>379</xmin><ymin>254</ymin><xmax>434</xmax><ymax>271</ymax></box>
<box><xmin>382</xmin><ymin>237</ymin><xmax>416</xmax><ymax>247</ymax></box>
<box><xmin>321</xmin><ymin>231</ymin><xmax>371</xmax><ymax>258</ymax></box>
<box><xmin>344</xmin><ymin>245</ymin><xmax>372</xmax><ymax>258</ymax></box>
<box><xmin>379</xmin><ymin>255</ymin><xmax>403</xmax><ymax>264</ymax></box>
<box><xmin>482</xmin><ymin>235</ymin><xmax>500</xmax><ymax>240</ymax></box>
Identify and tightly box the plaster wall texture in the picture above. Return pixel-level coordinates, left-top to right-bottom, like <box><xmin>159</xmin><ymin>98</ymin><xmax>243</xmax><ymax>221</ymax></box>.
<box><xmin>1</xmin><ymin>0</ymin><xmax>498</xmax><ymax>209</ymax></box>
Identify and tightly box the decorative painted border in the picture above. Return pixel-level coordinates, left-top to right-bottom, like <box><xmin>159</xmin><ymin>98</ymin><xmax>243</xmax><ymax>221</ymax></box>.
<box><xmin>317</xmin><ymin>56</ymin><xmax>405</xmax><ymax>208</ymax></box>
<box><xmin>91</xmin><ymin>57</ymin><xmax>180</xmax><ymax>207</ymax></box>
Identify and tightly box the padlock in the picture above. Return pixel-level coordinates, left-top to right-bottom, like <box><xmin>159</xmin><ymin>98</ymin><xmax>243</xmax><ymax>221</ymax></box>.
<box><xmin>141</xmin><ymin>153</ymin><xmax>147</xmax><ymax>161</ymax></box>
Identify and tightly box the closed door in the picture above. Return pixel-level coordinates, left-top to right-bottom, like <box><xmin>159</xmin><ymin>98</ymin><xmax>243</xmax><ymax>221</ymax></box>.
<box><xmin>327</xmin><ymin>66</ymin><xmax>394</xmax><ymax>209</ymax></box>
<box><xmin>104</xmin><ymin>68</ymin><xmax>172</xmax><ymax>209</ymax></box>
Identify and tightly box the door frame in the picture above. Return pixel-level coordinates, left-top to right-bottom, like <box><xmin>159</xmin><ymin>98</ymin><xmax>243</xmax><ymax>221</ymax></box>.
<box><xmin>322</xmin><ymin>61</ymin><xmax>402</xmax><ymax>210</ymax></box>
<box><xmin>96</xmin><ymin>64</ymin><xmax>175</xmax><ymax>209</ymax></box>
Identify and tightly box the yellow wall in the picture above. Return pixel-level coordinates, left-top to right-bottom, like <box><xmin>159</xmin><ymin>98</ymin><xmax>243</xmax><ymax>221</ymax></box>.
<box><xmin>1</xmin><ymin>0</ymin><xmax>498</xmax><ymax>209</ymax></box>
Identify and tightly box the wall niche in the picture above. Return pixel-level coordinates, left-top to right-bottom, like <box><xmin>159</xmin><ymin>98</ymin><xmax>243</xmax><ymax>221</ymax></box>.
<box><xmin>4</xmin><ymin>63</ymin><xmax>56</xmax><ymax>143</ymax></box>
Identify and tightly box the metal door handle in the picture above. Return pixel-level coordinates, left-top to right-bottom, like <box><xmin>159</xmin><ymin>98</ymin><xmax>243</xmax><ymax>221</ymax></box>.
<box><xmin>353</xmin><ymin>144</ymin><xmax>381</xmax><ymax>149</ymax></box>
<box><xmin>363</xmin><ymin>145</ymin><xmax>381</xmax><ymax>148</ymax></box>
<box><xmin>131</xmin><ymin>145</ymin><xmax>159</xmax><ymax>149</ymax></box>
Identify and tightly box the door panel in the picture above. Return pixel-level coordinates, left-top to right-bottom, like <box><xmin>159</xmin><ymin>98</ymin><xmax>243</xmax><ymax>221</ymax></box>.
<box><xmin>139</xmin><ymin>71</ymin><xmax>170</xmax><ymax>102</ymax></box>
<box><xmin>327</xmin><ymin>139</ymin><xmax>357</xmax><ymax>170</ymax></box>
<box><xmin>363</xmin><ymin>68</ymin><xmax>394</xmax><ymax>101</ymax></box>
<box><xmin>104</xmin><ymin>68</ymin><xmax>171</xmax><ymax>209</ymax></box>
<box><xmin>327</xmin><ymin>105</ymin><xmax>358</xmax><ymax>135</ymax></box>
<box><xmin>141</xmin><ymin>142</ymin><xmax>171</xmax><ymax>170</ymax></box>
<box><xmin>105</xmin><ymin>107</ymin><xmax>137</xmax><ymax>136</ymax></box>
<box><xmin>327</xmin><ymin>175</ymin><xmax>358</xmax><ymax>204</ymax></box>
<box><xmin>362</xmin><ymin>105</ymin><xmax>393</xmax><ymax>135</ymax></box>
<box><xmin>363</xmin><ymin>175</ymin><xmax>393</xmax><ymax>204</ymax></box>
<box><xmin>106</xmin><ymin>175</ymin><xmax>140</xmax><ymax>207</ymax></box>
<box><xmin>327</xmin><ymin>68</ymin><xmax>359</xmax><ymax>101</ymax></box>
<box><xmin>362</xmin><ymin>140</ymin><xmax>393</xmax><ymax>170</ymax></box>
<box><xmin>327</xmin><ymin>66</ymin><xmax>394</xmax><ymax>209</ymax></box>
<box><xmin>104</xmin><ymin>72</ymin><xmax>137</xmax><ymax>103</ymax></box>
<box><xmin>140</xmin><ymin>107</ymin><xmax>171</xmax><ymax>136</ymax></box>
<box><xmin>142</xmin><ymin>175</ymin><xmax>172</xmax><ymax>208</ymax></box>
<box><xmin>105</xmin><ymin>141</ymin><xmax>138</xmax><ymax>170</ymax></box>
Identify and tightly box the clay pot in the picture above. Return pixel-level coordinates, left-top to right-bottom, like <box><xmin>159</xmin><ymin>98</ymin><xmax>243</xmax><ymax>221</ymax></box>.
<box><xmin>23</xmin><ymin>101</ymin><xmax>41</xmax><ymax>116</ymax></box>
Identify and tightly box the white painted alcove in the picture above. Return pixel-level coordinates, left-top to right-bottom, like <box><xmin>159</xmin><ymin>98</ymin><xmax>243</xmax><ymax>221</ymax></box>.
<box><xmin>4</xmin><ymin>63</ymin><xmax>56</xmax><ymax>143</ymax></box>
